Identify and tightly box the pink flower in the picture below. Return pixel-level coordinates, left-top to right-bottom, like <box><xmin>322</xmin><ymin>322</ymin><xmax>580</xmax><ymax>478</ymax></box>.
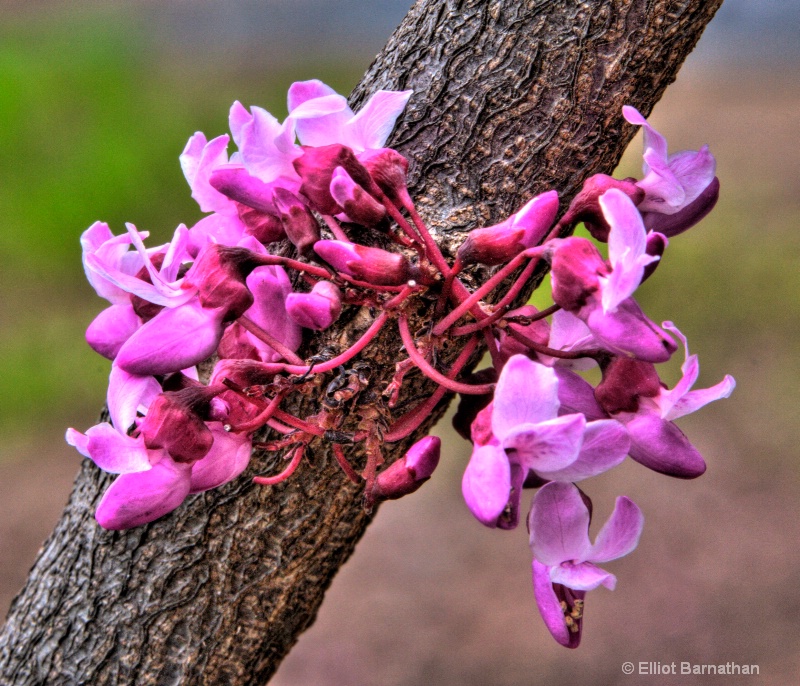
<box><xmin>529</xmin><ymin>482</ymin><xmax>644</xmax><ymax>648</ymax></box>
<box><xmin>462</xmin><ymin>356</ymin><xmax>629</xmax><ymax>529</ymax></box>
<box><xmin>623</xmin><ymin>106</ymin><xmax>717</xmax><ymax>217</ymax></box>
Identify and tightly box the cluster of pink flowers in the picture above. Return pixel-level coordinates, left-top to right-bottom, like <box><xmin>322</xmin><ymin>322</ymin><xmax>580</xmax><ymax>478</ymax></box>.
<box><xmin>67</xmin><ymin>81</ymin><xmax>733</xmax><ymax>648</ymax></box>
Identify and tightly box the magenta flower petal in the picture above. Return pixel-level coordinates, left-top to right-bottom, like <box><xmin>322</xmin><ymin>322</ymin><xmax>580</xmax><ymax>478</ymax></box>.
<box><xmin>346</xmin><ymin>89</ymin><xmax>413</xmax><ymax>150</ymax></box>
<box><xmin>536</xmin><ymin>419</ymin><xmax>629</xmax><ymax>482</ymax></box>
<box><xmin>85</xmin><ymin>303</ymin><xmax>141</xmax><ymax>360</ymax></box>
<box><xmin>553</xmin><ymin>368</ymin><xmax>607</xmax><ymax>420</ymax></box>
<box><xmin>462</xmin><ymin>444</ymin><xmax>511</xmax><ymax>527</ymax></box>
<box><xmin>529</xmin><ymin>482</ymin><xmax>592</xmax><ymax>566</ymax></box>
<box><xmin>285</xmin><ymin>281</ymin><xmax>343</xmax><ymax>331</ymax></box>
<box><xmin>550</xmin><ymin>561</ymin><xmax>616</xmax><ymax>591</ymax></box>
<box><xmin>503</xmin><ymin>414</ymin><xmax>586</xmax><ymax>473</ymax></box>
<box><xmin>584</xmin><ymin>296</ymin><xmax>676</xmax><ymax>362</ymax></box>
<box><xmin>492</xmin><ymin>355</ymin><xmax>560</xmax><ymax>437</ymax></box>
<box><xmin>95</xmin><ymin>456</ymin><xmax>193</xmax><ymax>530</ymax></box>
<box><xmin>242</xmin><ymin>265</ymin><xmax>302</xmax><ymax>361</ymax></box>
<box><xmin>115</xmin><ymin>301</ymin><xmax>226</xmax><ymax>376</ymax></box>
<box><xmin>599</xmin><ymin>189</ymin><xmax>659</xmax><ymax>313</ymax></box>
<box><xmin>589</xmin><ymin>496</ymin><xmax>645</xmax><ymax>563</ymax></box>
<box><xmin>81</xmin><ymin>222</ymin><xmax>139</xmax><ymax>305</ymax></box>
<box><xmin>189</xmin><ymin>424</ymin><xmax>252</xmax><ymax>494</ymax></box>
<box><xmin>625</xmin><ymin>413</ymin><xmax>706</xmax><ymax>478</ymax></box>
<box><xmin>69</xmin><ymin>422</ymin><xmax>155</xmax><ymax>474</ymax></box>
<box><xmin>180</xmin><ymin>132</ymin><xmax>235</xmax><ymax>214</ymax></box>
<box><xmin>532</xmin><ymin>560</ymin><xmax>582</xmax><ymax>648</ymax></box>
<box><xmin>107</xmin><ymin>364</ymin><xmax>161</xmax><ymax>432</ymax></box>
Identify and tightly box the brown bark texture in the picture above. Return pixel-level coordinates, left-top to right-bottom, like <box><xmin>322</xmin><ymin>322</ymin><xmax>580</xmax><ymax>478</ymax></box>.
<box><xmin>0</xmin><ymin>0</ymin><xmax>722</xmax><ymax>684</ymax></box>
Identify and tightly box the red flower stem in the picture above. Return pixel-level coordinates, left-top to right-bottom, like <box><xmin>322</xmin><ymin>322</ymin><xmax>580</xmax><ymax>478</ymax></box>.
<box><xmin>383</xmin><ymin>284</ymin><xmax>419</xmax><ymax>311</ymax></box>
<box><xmin>435</xmin><ymin>256</ymin><xmax>462</xmax><ymax>318</ymax></box>
<box><xmin>237</xmin><ymin>315</ymin><xmax>305</xmax><ymax>366</ymax></box>
<box><xmin>253</xmin><ymin>444</ymin><xmax>305</xmax><ymax>486</ymax></box>
<box><xmin>482</xmin><ymin>326</ymin><xmax>503</xmax><ymax>370</ymax></box>
<box><xmin>332</xmin><ymin>444</ymin><xmax>362</xmax><ymax>484</ymax></box>
<box><xmin>272</xmin><ymin>409</ymin><xmax>325</xmax><ymax>436</ymax></box>
<box><xmin>266</xmin><ymin>418</ymin><xmax>294</xmax><ymax>434</ymax></box>
<box><xmin>338</xmin><ymin>274</ymin><xmax>407</xmax><ymax>292</ymax></box>
<box><xmin>255</xmin><ymin>254</ymin><xmax>332</xmax><ymax>279</ymax></box>
<box><xmin>267</xmin><ymin>312</ymin><xmax>389</xmax><ymax>376</ymax></box>
<box><xmin>504</xmin><ymin>326</ymin><xmax>604</xmax><ymax>361</ymax></box>
<box><xmin>229</xmin><ymin>392</ymin><xmax>286</xmax><ymax>433</ymax></box>
<box><xmin>322</xmin><ymin>215</ymin><xmax>350</xmax><ymax>242</ymax></box>
<box><xmin>432</xmin><ymin>247</ymin><xmax>545</xmax><ymax>336</ymax></box>
<box><xmin>398</xmin><ymin>315</ymin><xmax>492</xmax><ymax>395</ymax></box>
<box><xmin>384</xmin><ymin>334</ymin><xmax>480</xmax><ymax>442</ymax></box>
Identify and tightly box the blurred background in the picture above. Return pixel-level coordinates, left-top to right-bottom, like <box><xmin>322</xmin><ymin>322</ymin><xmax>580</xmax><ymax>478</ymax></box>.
<box><xmin>0</xmin><ymin>1</ymin><xmax>798</xmax><ymax>684</ymax></box>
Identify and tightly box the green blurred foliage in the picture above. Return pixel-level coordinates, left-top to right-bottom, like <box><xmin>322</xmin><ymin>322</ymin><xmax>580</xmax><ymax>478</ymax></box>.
<box><xmin>0</xmin><ymin>7</ymin><xmax>363</xmax><ymax>442</ymax></box>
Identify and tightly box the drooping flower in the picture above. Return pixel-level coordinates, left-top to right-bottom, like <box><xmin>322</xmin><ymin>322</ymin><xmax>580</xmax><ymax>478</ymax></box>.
<box><xmin>622</xmin><ymin>106</ymin><xmax>717</xmax><ymax>221</ymax></box>
<box><xmin>529</xmin><ymin>482</ymin><xmax>644</xmax><ymax>648</ymax></box>
<box><xmin>594</xmin><ymin>322</ymin><xmax>736</xmax><ymax>477</ymax></box>
<box><xmin>462</xmin><ymin>356</ymin><xmax>629</xmax><ymax>529</ymax></box>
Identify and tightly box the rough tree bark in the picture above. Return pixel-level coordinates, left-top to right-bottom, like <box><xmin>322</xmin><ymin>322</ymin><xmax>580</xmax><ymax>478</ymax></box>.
<box><xmin>0</xmin><ymin>0</ymin><xmax>723</xmax><ymax>683</ymax></box>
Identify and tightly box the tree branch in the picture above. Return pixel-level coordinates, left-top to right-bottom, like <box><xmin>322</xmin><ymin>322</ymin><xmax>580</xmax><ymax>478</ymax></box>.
<box><xmin>0</xmin><ymin>1</ymin><xmax>723</xmax><ymax>683</ymax></box>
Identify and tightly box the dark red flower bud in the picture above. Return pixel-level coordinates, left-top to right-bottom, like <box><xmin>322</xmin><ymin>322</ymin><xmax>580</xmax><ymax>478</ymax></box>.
<box><xmin>371</xmin><ymin>436</ymin><xmax>441</xmax><ymax>501</ymax></box>
<box><xmin>314</xmin><ymin>240</ymin><xmax>413</xmax><ymax>286</ymax></box>
<box><xmin>594</xmin><ymin>356</ymin><xmax>662</xmax><ymax>415</ymax></box>
<box><xmin>187</xmin><ymin>245</ymin><xmax>263</xmax><ymax>319</ymax></box>
<box><xmin>549</xmin><ymin>237</ymin><xmax>609</xmax><ymax>312</ymax></box>
<box><xmin>272</xmin><ymin>187</ymin><xmax>321</xmax><ymax>255</ymax></box>
<box><xmin>562</xmin><ymin>174</ymin><xmax>644</xmax><ymax>242</ymax></box>
<box><xmin>358</xmin><ymin>148</ymin><xmax>410</xmax><ymax>203</ymax></box>
<box><xmin>293</xmin><ymin>144</ymin><xmax>374</xmax><ymax>215</ymax></box>
<box><xmin>139</xmin><ymin>389</ymin><xmax>216</xmax><ymax>463</ymax></box>
<box><xmin>329</xmin><ymin>167</ymin><xmax>387</xmax><ymax>227</ymax></box>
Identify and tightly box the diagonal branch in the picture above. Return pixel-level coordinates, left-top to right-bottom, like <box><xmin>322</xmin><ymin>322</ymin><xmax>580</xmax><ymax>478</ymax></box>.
<box><xmin>0</xmin><ymin>1</ymin><xmax>723</xmax><ymax>683</ymax></box>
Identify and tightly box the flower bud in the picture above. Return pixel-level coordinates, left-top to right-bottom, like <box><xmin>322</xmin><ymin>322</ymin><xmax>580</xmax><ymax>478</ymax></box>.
<box><xmin>314</xmin><ymin>239</ymin><xmax>413</xmax><ymax>286</ymax></box>
<box><xmin>237</xmin><ymin>204</ymin><xmax>286</xmax><ymax>244</ymax></box>
<box><xmin>294</xmin><ymin>144</ymin><xmax>374</xmax><ymax>214</ymax></box>
<box><xmin>549</xmin><ymin>237</ymin><xmax>609</xmax><ymax>312</ymax></box>
<box><xmin>561</xmin><ymin>174</ymin><xmax>644</xmax><ymax>242</ymax></box>
<box><xmin>209</xmin><ymin>166</ymin><xmax>278</xmax><ymax>215</ymax></box>
<box><xmin>272</xmin><ymin>187</ymin><xmax>321</xmax><ymax>255</ymax></box>
<box><xmin>371</xmin><ymin>436</ymin><xmax>441</xmax><ymax>501</ymax></box>
<box><xmin>139</xmin><ymin>388</ymin><xmax>216</xmax><ymax>463</ymax></box>
<box><xmin>594</xmin><ymin>357</ymin><xmax>662</xmax><ymax>415</ymax></box>
<box><xmin>330</xmin><ymin>167</ymin><xmax>387</xmax><ymax>227</ymax></box>
<box><xmin>358</xmin><ymin>148</ymin><xmax>410</xmax><ymax>203</ymax></box>
<box><xmin>285</xmin><ymin>281</ymin><xmax>342</xmax><ymax>330</ymax></box>
<box><xmin>457</xmin><ymin>191</ymin><xmax>559</xmax><ymax>266</ymax></box>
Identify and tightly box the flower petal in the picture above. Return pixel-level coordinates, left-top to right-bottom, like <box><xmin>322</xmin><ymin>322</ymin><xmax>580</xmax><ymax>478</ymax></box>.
<box><xmin>503</xmin><ymin>414</ymin><xmax>586</xmax><ymax>473</ymax></box>
<box><xmin>80</xmin><ymin>422</ymin><xmax>155</xmax><ymax>474</ymax></box>
<box><xmin>532</xmin><ymin>560</ymin><xmax>578</xmax><ymax>648</ymax></box>
<box><xmin>589</xmin><ymin>495</ymin><xmax>644</xmax><ymax>563</ymax></box>
<box><xmin>536</xmin><ymin>419</ymin><xmax>629</xmax><ymax>482</ymax></box>
<box><xmin>529</xmin><ymin>482</ymin><xmax>592</xmax><ymax>565</ymax></box>
<box><xmin>115</xmin><ymin>301</ymin><xmax>226</xmax><ymax>376</ymax></box>
<box><xmin>189</xmin><ymin>424</ymin><xmax>252</xmax><ymax>494</ymax></box>
<box><xmin>345</xmin><ymin>89</ymin><xmax>413</xmax><ymax>150</ymax></box>
<box><xmin>95</xmin><ymin>456</ymin><xmax>192</xmax><ymax>530</ymax></box>
<box><xmin>492</xmin><ymin>355</ymin><xmax>559</xmax><ymax>438</ymax></box>
<box><xmin>550</xmin><ymin>561</ymin><xmax>616</xmax><ymax>591</ymax></box>
<box><xmin>107</xmin><ymin>364</ymin><xmax>161</xmax><ymax>433</ymax></box>
<box><xmin>626</xmin><ymin>413</ymin><xmax>706</xmax><ymax>478</ymax></box>
<box><xmin>461</xmin><ymin>444</ymin><xmax>511</xmax><ymax>527</ymax></box>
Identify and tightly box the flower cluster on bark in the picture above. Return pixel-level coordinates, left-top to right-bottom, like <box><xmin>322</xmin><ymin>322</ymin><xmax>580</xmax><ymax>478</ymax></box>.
<box><xmin>67</xmin><ymin>80</ymin><xmax>733</xmax><ymax>647</ymax></box>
